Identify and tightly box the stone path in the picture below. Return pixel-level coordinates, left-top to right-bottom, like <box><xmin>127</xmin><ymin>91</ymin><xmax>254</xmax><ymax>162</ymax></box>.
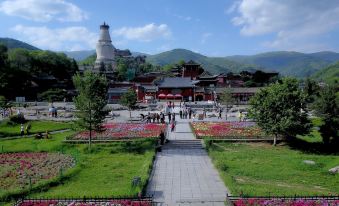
<box><xmin>146</xmin><ymin>120</ymin><xmax>229</xmax><ymax>206</ymax></box>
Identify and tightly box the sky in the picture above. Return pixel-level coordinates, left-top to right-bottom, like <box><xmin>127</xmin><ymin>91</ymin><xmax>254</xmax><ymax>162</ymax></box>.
<box><xmin>1</xmin><ymin>0</ymin><xmax>339</xmax><ymax>56</ymax></box>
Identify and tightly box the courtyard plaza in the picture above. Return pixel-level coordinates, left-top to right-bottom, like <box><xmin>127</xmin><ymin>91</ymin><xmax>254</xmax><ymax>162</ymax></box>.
<box><xmin>3</xmin><ymin>101</ymin><xmax>246</xmax><ymax>123</ymax></box>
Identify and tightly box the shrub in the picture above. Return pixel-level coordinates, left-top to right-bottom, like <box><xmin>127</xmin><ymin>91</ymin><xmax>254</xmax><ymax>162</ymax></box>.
<box><xmin>9</xmin><ymin>114</ymin><xmax>26</xmax><ymax>124</ymax></box>
<box><xmin>38</xmin><ymin>89</ymin><xmax>67</xmax><ymax>102</ymax></box>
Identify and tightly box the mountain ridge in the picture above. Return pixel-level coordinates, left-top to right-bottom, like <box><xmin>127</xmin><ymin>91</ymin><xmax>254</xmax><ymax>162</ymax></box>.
<box><xmin>2</xmin><ymin>37</ymin><xmax>339</xmax><ymax>78</ymax></box>
<box><xmin>0</xmin><ymin>37</ymin><xmax>40</xmax><ymax>51</ymax></box>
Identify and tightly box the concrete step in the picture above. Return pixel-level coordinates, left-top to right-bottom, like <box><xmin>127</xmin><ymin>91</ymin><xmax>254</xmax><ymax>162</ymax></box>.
<box><xmin>163</xmin><ymin>140</ymin><xmax>204</xmax><ymax>150</ymax></box>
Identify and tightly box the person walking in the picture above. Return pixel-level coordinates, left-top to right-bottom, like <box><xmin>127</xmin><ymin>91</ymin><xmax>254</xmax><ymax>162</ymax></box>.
<box><xmin>156</xmin><ymin>113</ymin><xmax>160</xmax><ymax>123</ymax></box>
<box><xmin>188</xmin><ymin>108</ymin><xmax>192</xmax><ymax>119</ymax></box>
<box><xmin>218</xmin><ymin>108</ymin><xmax>222</xmax><ymax>119</ymax></box>
<box><xmin>172</xmin><ymin>112</ymin><xmax>176</xmax><ymax>121</ymax></box>
<box><xmin>168</xmin><ymin>112</ymin><xmax>172</xmax><ymax>123</ymax></box>
<box><xmin>152</xmin><ymin>113</ymin><xmax>156</xmax><ymax>123</ymax></box>
<box><xmin>147</xmin><ymin>112</ymin><xmax>151</xmax><ymax>123</ymax></box>
<box><xmin>170</xmin><ymin>120</ymin><xmax>176</xmax><ymax>132</ymax></box>
<box><xmin>159</xmin><ymin>130</ymin><xmax>165</xmax><ymax>145</ymax></box>
<box><xmin>179</xmin><ymin>109</ymin><xmax>183</xmax><ymax>119</ymax></box>
<box><xmin>160</xmin><ymin>112</ymin><xmax>165</xmax><ymax>124</ymax></box>
<box><xmin>20</xmin><ymin>124</ymin><xmax>24</xmax><ymax>136</ymax></box>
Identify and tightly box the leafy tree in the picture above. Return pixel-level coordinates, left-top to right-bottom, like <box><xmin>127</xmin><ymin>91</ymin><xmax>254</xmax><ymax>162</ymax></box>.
<box><xmin>219</xmin><ymin>88</ymin><xmax>235</xmax><ymax>120</ymax></box>
<box><xmin>139</xmin><ymin>62</ymin><xmax>154</xmax><ymax>73</ymax></box>
<box><xmin>248</xmin><ymin>78</ymin><xmax>311</xmax><ymax>146</ymax></box>
<box><xmin>8</xmin><ymin>48</ymin><xmax>32</xmax><ymax>72</ymax></box>
<box><xmin>0</xmin><ymin>95</ymin><xmax>11</xmax><ymax>111</ymax></box>
<box><xmin>120</xmin><ymin>88</ymin><xmax>137</xmax><ymax>118</ymax></box>
<box><xmin>73</xmin><ymin>71</ymin><xmax>108</xmax><ymax>149</ymax></box>
<box><xmin>312</xmin><ymin>85</ymin><xmax>339</xmax><ymax>144</ymax></box>
<box><xmin>38</xmin><ymin>89</ymin><xmax>68</xmax><ymax>102</ymax></box>
<box><xmin>0</xmin><ymin>44</ymin><xmax>9</xmax><ymax>93</ymax></box>
<box><xmin>162</xmin><ymin>64</ymin><xmax>173</xmax><ymax>72</ymax></box>
<box><xmin>304</xmin><ymin>78</ymin><xmax>320</xmax><ymax>104</ymax></box>
<box><xmin>116</xmin><ymin>60</ymin><xmax>128</xmax><ymax>81</ymax></box>
<box><xmin>178</xmin><ymin>59</ymin><xmax>185</xmax><ymax>66</ymax></box>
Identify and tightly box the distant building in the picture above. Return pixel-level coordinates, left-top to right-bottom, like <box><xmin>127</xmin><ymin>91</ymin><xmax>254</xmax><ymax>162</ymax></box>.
<box><xmin>182</xmin><ymin>60</ymin><xmax>204</xmax><ymax>79</ymax></box>
<box><xmin>107</xmin><ymin>60</ymin><xmax>273</xmax><ymax>104</ymax></box>
<box><xmin>93</xmin><ymin>22</ymin><xmax>147</xmax><ymax>81</ymax></box>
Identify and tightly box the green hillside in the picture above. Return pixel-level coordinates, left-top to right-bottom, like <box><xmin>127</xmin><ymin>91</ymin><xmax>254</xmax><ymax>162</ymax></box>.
<box><xmin>4</xmin><ymin>37</ymin><xmax>338</xmax><ymax>78</ymax></box>
<box><xmin>312</xmin><ymin>62</ymin><xmax>339</xmax><ymax>83</ymax></box>
<box><xmin>0</xmin><ymin>37</ymin><xmax>40</xmax><ymax>50</ymax></box>
<box><xmin>79</xmin><ymin>53</ymin><xmax>96</xmax><ymax>65</ymax></box>
<box><xmin>226</xmin><ymin>51</ymin><xmax>333</xmax><ymax>77</ymax></box>
<box><xmin>63</xmin><ymin>50</ymin><xmax>95</xmax><ymax>61</ymax></box>
<box><xmin>146</xmin><ymin>49</ymin><xmax>260</xmax><ymax>74</ymax></box>
<box><xmin>147</xmin><ymin>49</ymin><xmax>339</xmax><ymax>77</ymax></box>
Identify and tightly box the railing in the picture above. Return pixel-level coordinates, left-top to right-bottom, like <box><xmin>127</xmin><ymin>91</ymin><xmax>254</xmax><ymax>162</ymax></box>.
<box><xmin>15</xmin><ymin>196</ymin><xmax>154</xmax><ymax>206</ymax></box>
<box><xmin>227</xmin><ymin>194</ymin><xmax>339</xmax><ymax>200</ymax></box>
<box><xmin>226</xmin><ymin>194</ymin><xmax>339</xmax><ymax>205</ymax></box>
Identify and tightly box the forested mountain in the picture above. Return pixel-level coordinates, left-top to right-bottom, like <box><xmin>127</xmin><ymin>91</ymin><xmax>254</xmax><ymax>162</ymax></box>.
<box><xmin>63</xmin><ymin>50</ymin><xmax>95</xmax><ymax>61</ymax></box>
<box><xmin>148</xmin><ymin>49</ymin><xmax>339</xmax><ymax>77</ymax></box>
<box><xmin>312</xmin><ymin>62</ymin><xmax>339</xmax><ymax>83</ymax></box>
<box><xmin>3</xmin><ymin>37</ymin><xmax>339</xmax><ymax>78</ymax></box>
<box><xmin>146</xmin><ymin>49</ymin><xmax>261</xmax><ymax>74</ymax></box>
<box><xmin>226</xmin><ymin>51</ymin><xmax>339</xmax><ymax>77</ymax></box>
<box><xmin>0</xmin><ymin>38</ymin><xmax>40</xmax><ymax>51</ymax></box>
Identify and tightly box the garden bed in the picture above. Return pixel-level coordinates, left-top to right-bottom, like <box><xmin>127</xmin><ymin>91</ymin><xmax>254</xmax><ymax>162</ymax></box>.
<box><xmin>190</xmin><ymin>122</ymin><xmax>271</xmax><ymax>140</ymax></box>
<box><xmin>66</xmin><ymin>123</ymin><xmax>166</xmax><ymax>142</ymax></box>
<box><xmin>0</xmin><ymin>152</ymin><xmax>75</xmax><ymax>200</ymax></box>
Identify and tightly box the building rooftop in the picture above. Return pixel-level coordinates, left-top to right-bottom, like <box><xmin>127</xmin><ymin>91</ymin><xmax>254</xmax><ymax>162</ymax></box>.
<box><xmin>216</xmin><ymin>87</ymin><xmax>263</xmax><ymax>94</ymax></box>
<box><xmin>157</xmin><ymin>77</ymin><xmax>195</xmax><ymax>88</ymax></box>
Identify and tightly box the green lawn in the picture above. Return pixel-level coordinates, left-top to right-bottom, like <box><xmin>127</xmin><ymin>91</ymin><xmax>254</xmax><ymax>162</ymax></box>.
<box><xmin>297</xmin><ymin>117</ymin><xmax>323</xmax><ymax>143</ymax></box>
<box><xmin>0</xmin><ymin>132</ymin><xmax>156</xmax><ymax>203</ymax></box>
<box><xmin>208</xmin><ymin>142</ymin><xmax>339</xmax><ymax>196</ymax></box>
<box><xmin>0</xmin><ymin>120</ymin><xmax>72</xmax><ymax>138</ymax></box>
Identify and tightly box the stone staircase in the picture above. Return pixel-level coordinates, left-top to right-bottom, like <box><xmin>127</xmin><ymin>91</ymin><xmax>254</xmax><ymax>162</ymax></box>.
<box><xmin>162</xmin><ymin>139</ymin><xmax>203</xmax><ymax>150</ymax></box>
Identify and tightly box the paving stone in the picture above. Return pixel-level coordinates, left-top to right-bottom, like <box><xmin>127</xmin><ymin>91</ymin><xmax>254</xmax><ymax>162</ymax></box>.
<box><xmin>147</xmin><ymin>121</ymin><xmax>229</xmax><ymax>205</ymax></box>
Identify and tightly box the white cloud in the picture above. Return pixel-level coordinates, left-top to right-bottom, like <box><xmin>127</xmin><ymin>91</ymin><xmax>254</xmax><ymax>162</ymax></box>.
<box><xmin>201</xmin><ymin>32</ymin><xmax>212</xmax><ymax>44</ymax></box>
<box><xmin>0</xmin><ymin>0</ymin><xmax>87</xmax><ymax>22</ymax></box>
<box><xmin>112</xmin><ymin>23</ymin><xmax>171</xmax><ymax>42</ymax></box>
<box><xmin>11</xmin><ymin>25</ymin><xmax>97</xmax><ymax>51</ymax></box>
<box><xmin>173</xmin><ymin>14</ymin><xmax>192</xmax><ymax>21</ymax></box>
<box><xmin>230</xmin><ymin>0</ymin><xmax>339</xmax><ymax>51</ymax></box>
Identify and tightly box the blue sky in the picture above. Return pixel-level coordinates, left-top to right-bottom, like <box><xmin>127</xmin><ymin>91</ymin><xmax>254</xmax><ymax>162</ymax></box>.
<box><xmin>1</xmin><ymin>0</ymin><xmax>339</xmax><ymax>56</ymax></box>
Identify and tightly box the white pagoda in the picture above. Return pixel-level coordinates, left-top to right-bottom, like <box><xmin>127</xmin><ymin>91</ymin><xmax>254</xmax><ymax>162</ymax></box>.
<box><xmin>94</xmin><ymin>22</ymin><xmax>115</xmax><ymax>74</ymax></box>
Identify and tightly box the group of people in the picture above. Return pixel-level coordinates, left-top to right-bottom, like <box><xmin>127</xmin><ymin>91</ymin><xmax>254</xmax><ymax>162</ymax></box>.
<box><xmin>140</xmin><ymin>111</ymin><xmax>176</xmax><ymax>130</ymax></box>
<box><xmin>179</xmin><ymin>107</ymin><xmax>194</xmax><ymax>119</ymax></box>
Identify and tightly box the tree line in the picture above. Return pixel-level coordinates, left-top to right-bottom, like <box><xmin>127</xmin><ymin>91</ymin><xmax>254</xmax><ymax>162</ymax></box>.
<box><xmin>0</xmin><ymin>44</ymin><xmax>78</xmax><ymax>100</ymax></box>
<box><xmin>248</xmin><ymin>78</ymin><xmax>339</xmax><ymax>147</ymax></box>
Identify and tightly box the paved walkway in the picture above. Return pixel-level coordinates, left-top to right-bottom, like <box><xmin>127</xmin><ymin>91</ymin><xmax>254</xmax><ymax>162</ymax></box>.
<box><xmin>146</xmin><ymin>120</ymin><xmax>229</xmax><ymax>206</ymax></box>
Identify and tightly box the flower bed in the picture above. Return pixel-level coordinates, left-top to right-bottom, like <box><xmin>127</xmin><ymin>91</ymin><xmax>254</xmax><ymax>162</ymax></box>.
<box><xmin>18</xmin><ymin>199</ymin><xmax>152</xmax><ymax>206</ymax></box>
<box><xmin>191</xmin><ymin>122</ymin><xmax>268</xmax><ymax>139</ymax></box>
<box><xmin>0</xmin><ymin>152</ymin><xmax>75</xmax><ymax>193</ymax></box>
<box><xmin>68</xmin><ymin>123</ymin><xmax>166</xmax><ymax>141</ymax></box>
<box><xmin>232</xmin><ymin>198</ymin><xmax>339</xmax><ymax>206</ymax></box>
